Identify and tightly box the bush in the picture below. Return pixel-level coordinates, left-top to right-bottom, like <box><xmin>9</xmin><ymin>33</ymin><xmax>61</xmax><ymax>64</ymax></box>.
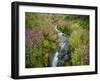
<box><xmin>25</xmin><ymin>13</ymin><xmax>89</xmax><ymax>67</ymax></box>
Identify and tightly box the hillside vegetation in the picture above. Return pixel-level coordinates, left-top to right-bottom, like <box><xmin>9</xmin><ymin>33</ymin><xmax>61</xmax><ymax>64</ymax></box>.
<box><xmin>25</xmin><ymin>12</ymin><xmax>89</xmax><ymax>68</ymax></box>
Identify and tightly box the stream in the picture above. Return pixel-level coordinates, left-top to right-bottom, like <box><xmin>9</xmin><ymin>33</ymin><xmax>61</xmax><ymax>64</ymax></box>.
<box><xmin>48</xmin><ymin>26</ymin><xmax>69</xmax><ymax>67</ymax></box>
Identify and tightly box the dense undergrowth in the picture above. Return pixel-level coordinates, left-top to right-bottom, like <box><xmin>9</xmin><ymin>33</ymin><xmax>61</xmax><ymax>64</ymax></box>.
<box><xmin>25</xmin><ymin>12</ymin><xmax>89</xmax><ymax>68</ymax></box>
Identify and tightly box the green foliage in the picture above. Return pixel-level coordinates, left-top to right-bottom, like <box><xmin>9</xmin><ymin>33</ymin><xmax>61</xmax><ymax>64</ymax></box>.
<box><xmin>25</xmin><ymin>13</ymin><xmax>89</xmax><ymax>68</ymax></box>
<box><xmin>69</xmin><ymin>28</ymin><xmax>88</xmax><ymax>48</ymax></box>
<box><xmin>26</xmin><ymin>42</ymin><xmax>44</xmax><ymax>68</ymax></box>
<box><xmin>25</xmin><ymin>13</ymin><xmax>49</xmax><ymax>29</ymax></box>
<box><xmin>71</xmin><ymin>46</ymin><xmax>86</xmax><ymax>65</ymax></box>
<box><xmin>66</xmin><ymin>15</ymin><xmax>89</xmax><ymax>65</ymax></box>
<box><xmin>26</xmin><ymin>32</ymin><xmax>57</xmax><ymax>67</ymax></box>
<box><xmin>64</xmin><ymin>15</ymin><xmax>89</xmax><ymax>30</ymax></box>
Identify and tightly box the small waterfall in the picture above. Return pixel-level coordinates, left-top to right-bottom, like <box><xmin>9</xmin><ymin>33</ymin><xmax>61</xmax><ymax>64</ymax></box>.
<box><xmin>50</xmin><ymin>25</ymin><xmax>69</xmax><ymax>67</ymax></box>
<box><xmin>52</xmin><ymin>52</ymin><xmax>59</xmax><ymax>67</ymax></box>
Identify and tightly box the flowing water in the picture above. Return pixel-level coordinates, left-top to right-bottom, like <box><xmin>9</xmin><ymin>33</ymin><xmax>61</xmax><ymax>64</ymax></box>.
<box><xmin>50</xmin><ymin>26</ymin><xmax>69</xmax><ymax>67</ymax></box>
<box><xmin>52</xmin><ymin>52</ymin><xmax>59</xmax><ymax>67</ymax></box>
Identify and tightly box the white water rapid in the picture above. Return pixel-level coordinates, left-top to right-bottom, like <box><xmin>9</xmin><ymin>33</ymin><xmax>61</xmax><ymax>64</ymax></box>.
<box><xmin>51</xmin><ymin>26</ymin><xmax>68</xmax><ymax>67</ymax></box>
